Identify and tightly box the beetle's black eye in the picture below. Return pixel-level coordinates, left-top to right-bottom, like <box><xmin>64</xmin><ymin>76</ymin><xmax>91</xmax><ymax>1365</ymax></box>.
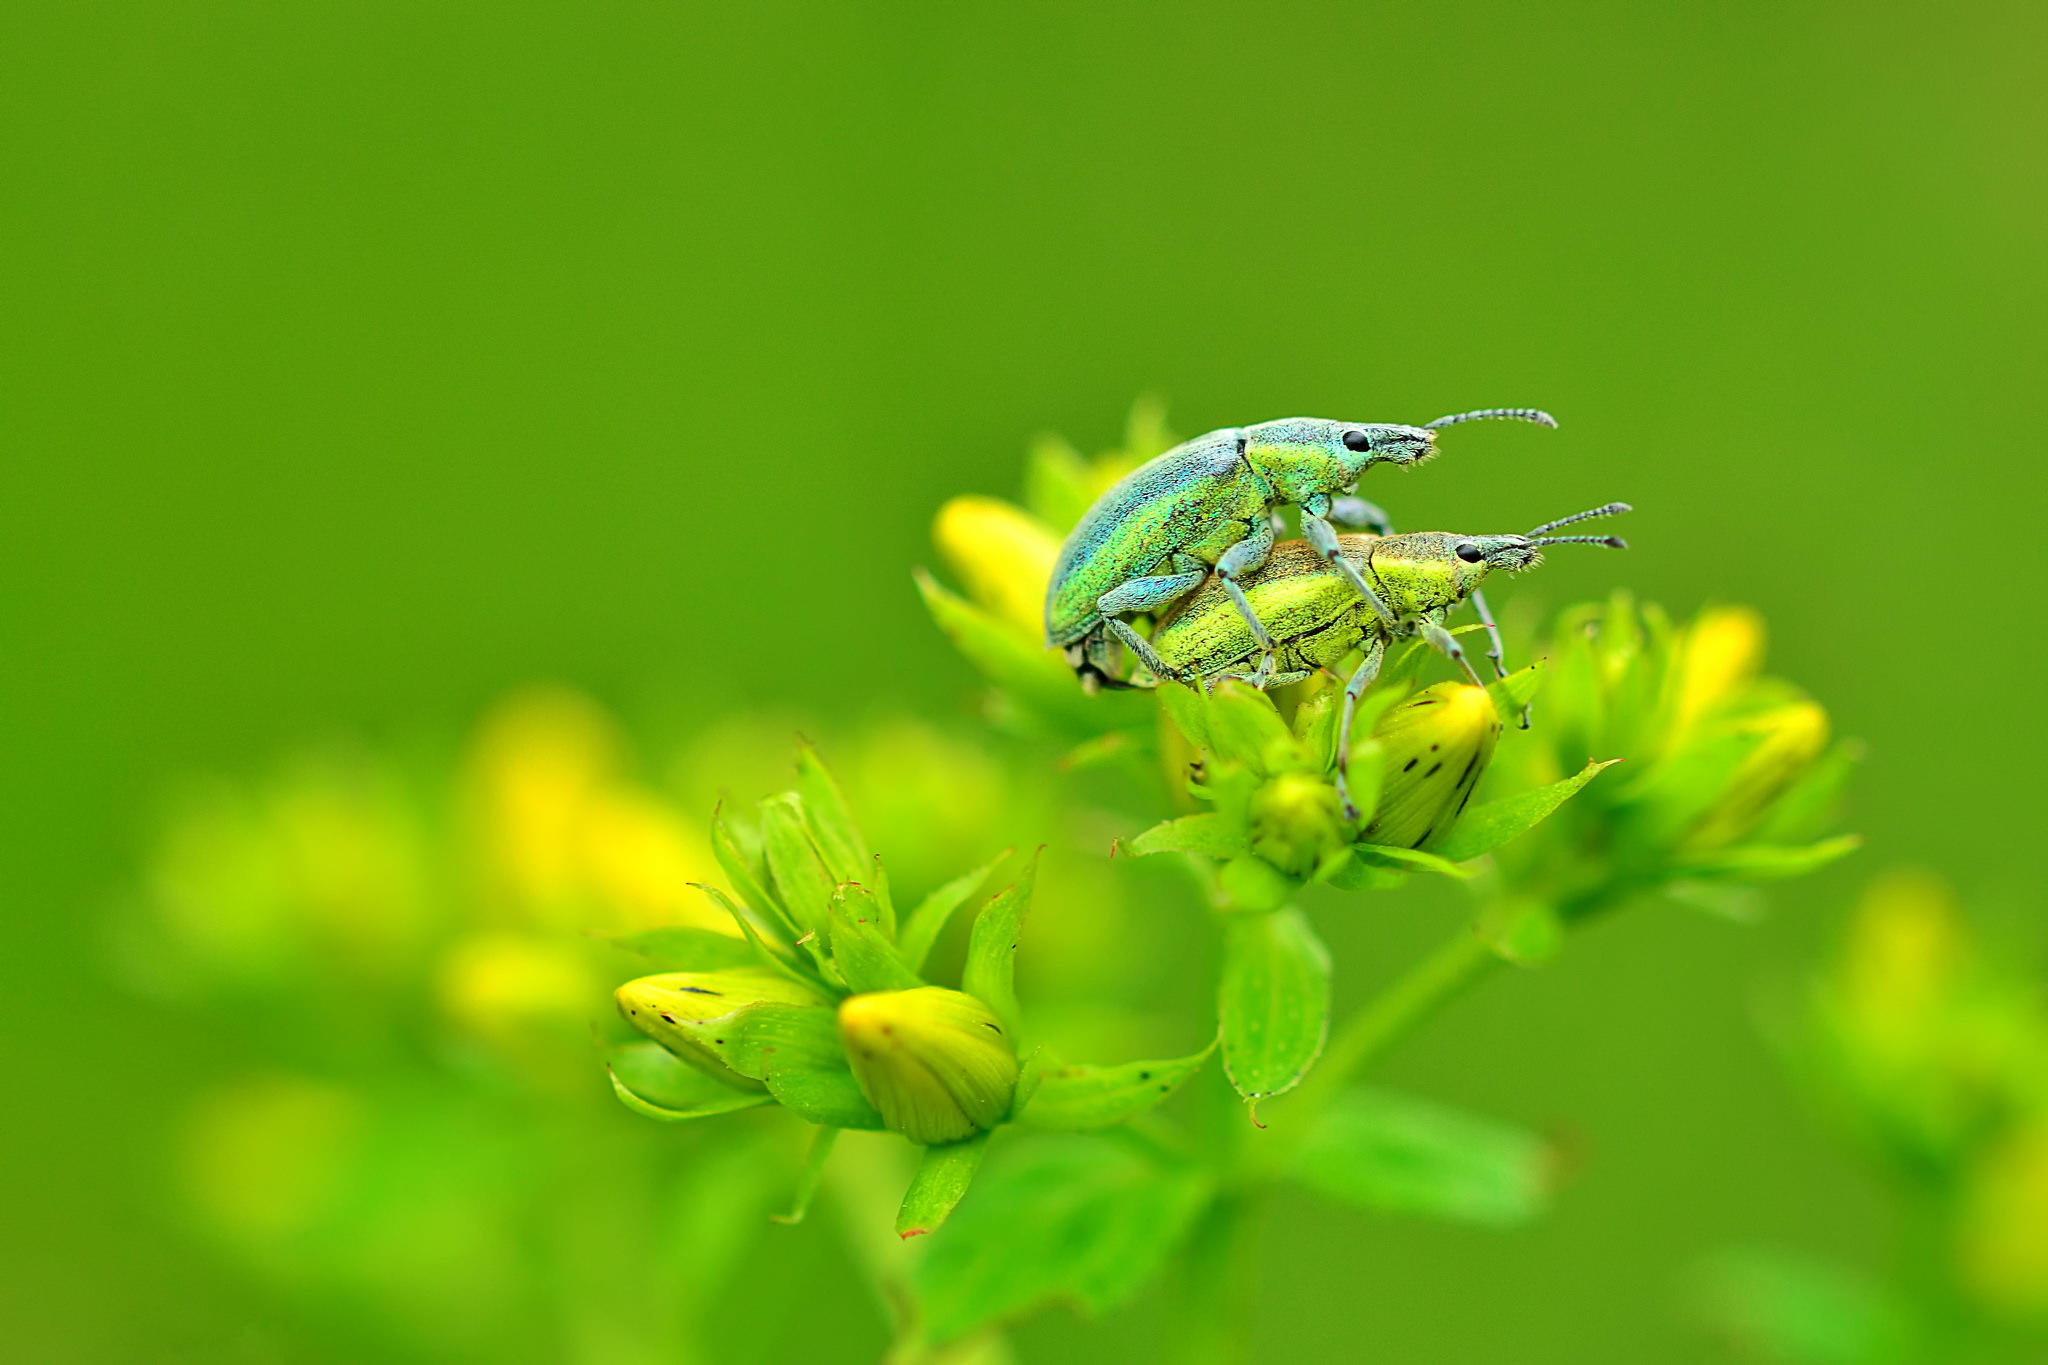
<box><xmin>1341</xmin><ymin>429</ymin><xmax>1373</xmax><ymax>452</ymax></box>
<box><xmin>1455</xmin><ymin>542</ymin><xmax>1484</xmax><ymax>564</ymax></box>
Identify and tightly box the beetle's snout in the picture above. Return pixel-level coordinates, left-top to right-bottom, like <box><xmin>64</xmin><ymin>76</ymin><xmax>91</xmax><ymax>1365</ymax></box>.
<box><xmin>1479</xmin><ymin>537</ymin><xmax>1543</xmax><ymax>573</ymax></box>
<box><xmin>1377</xmin><ymin>427</ymin><xmax>1439</xmax><ymax>467</ymax></box>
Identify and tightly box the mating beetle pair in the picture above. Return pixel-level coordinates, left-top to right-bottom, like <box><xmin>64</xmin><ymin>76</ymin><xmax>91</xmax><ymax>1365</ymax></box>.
<box><xmin>1149</xmin><ymin>504</ymin><xmax>1631</xmax><ymax>817</ymax></box>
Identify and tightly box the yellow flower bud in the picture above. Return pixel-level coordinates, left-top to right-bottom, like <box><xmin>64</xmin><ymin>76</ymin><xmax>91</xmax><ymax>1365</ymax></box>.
<box><xmin>1249</xmin><ymin>770</ymin><xmax>1345</xmax><ymax>876</ymax></box>
<box><xmin>838</xmin><ymin>987</ymin><xmax>1020</xmax><ymax>1144</ymax></box>
<box><xmin>932</xmin><ymin>495</ymin><xmax>1061</xmax><ymax>638</ymax></box>
<box><xmin>1361</xmin><ymin>684</ymin><xmax>1501</xmax><ymax>850</ymax></box>
<box><xmin>616</xmin><ymin>968</ymin><xmax>831</xmax><ymax>1090</ymax></box>
<box><xmin>1684</xmin><ymin>701</ymin><xmax>1830</xmax><ymax>852</ymax></box>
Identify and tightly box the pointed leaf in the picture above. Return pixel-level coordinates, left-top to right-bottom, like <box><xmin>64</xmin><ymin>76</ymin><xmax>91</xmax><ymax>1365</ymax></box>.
<box><xmin>962</xmin><ymin>851</ymin><xmax>1037</xmax><ymax>1033</ymax></box>
<box><xmin>1676</xmin><ymin>835</ymin><xmax>1862</xmax><ymax>882</ymax></box>
<box><xmin>713</xmin><ymin>809</ymin><xmax>798</xmax><ymax>944</ymax></box>
<box><xmin>797</xmin><ymin>743</ymin><xmax>871</xmax><ymax>885</ymax></box>
<box><xmin>1485</xmin><ymin>660</ymin><xmax>1544</xmax><ymax>720</ymax></box>
<box><xmin>656</xmin><ymin>1001</ymin><xmax>885</xmax><ymax>1130</ymax></box>
<box><xmin>914</xmin><ymin>569</ymin><xmax>1100</xmax><ymax>731</ymax></box>
<box><xmin>1127</xmin><ymin>813</ymin><xmax>1242</xmax><ymax>859</ymax></box>
<box><xmin>691</xmin><ymin>883</ymin><xmax>825</xmax><ymax>989</ymax></box>
<box><xmin>897</xmin><ymin>1132</ymin><xmax>992</xmax><ymax>1239</ymax></box>
<box><xmin>1158</xmin><ymin>682</ymin><xmax>1212</xmax><ymax>754</ymax></box>
<box><xmin>1205</xmin><ymin>681</ymin><xmax>1298</xmax><ymax>772</ymax></box>
<box><xmin>1219</xmin><ymin>908</ymin><xmax>1331</xmax><ymax>1107</ymax></box>
<box><xmin>607</xmin><ymin>1043</ymin><xmax>772</xmax><ymax>1122</ymax></box>
<box><xmin>1432</xmin><ymin>758</ymin><xmax>1622</xmax><ymax>864</ymax></box>
<box><xmin>910</xmin><ymin>1137</ymin><xmax>1212</xmax><ymax>1344</ymax></box>
<box><xmin>1018</xmin><ymin>1045</ymin><xmax>1214</xmax><ymax>1130</ymax></box>
<box><xmin>1291</xmin><ymin>1087</ymin><xmax>1554</xmax><ymax>1226</ymax></box>
<box><xmin>599</xmin><ymin>925</ymin><xmax>758</xmax><ymax>972</ymax></box>
<box><xmin>899</xmin><ymin>851</ymin><xmax>1009</xmax><ymax>973</ymax></box>
<box><xmin>759</xmin><ymin>793</ymin><xmax>836</xmax><ymax>935</ymax></box>
<box><xmin>830</xmin><ymin>884</ymin><xmax>923</xmax><ymax>992</ymax></box>
<box><xmin>1322</xmin><ymin>850</ymin><xmax>1406</xmax><ymax>892</ymax></box>
<box><xmin>1476</xmin><ymin>899</ymin><xmax>1565</xmax><ymax>967</ymax></box>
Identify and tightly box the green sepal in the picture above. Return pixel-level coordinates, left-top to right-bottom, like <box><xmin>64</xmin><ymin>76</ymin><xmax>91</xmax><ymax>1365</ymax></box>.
<box><xmin>597</xmin><ymin>925</ymin><xmax>760</xmax><ymax>973</ymax></box>
<box><xmin>1218</xmin><ymin>854</ymin><xmax>1298</xmax><ymax>912</ymax></box>
<box><xmin>659</xmin><ymin>1001</ymin><xmax>886</xmax><ymax>1130</ymax></box>
<box><xmin>1127</xmin><ymin>812</ymin><xmax>1242</xmax><ymax>860</ymax></box>
<box><xmin>691</xmin><ymin>883</ymin><xmax>826</xmax><ymax>989</ymax></box>
<box><xmin>1158</xmin><ymin>682</ymin><xmax>1212</xmax><ymax>755</ymax></box>
<box><xmin>1484</xmin><ymin>660</ymin><xmax>1544</xmax><ymax>720</ymax></box>
<box><xmin>796</xmin><ymin>741</ymin><xmax>872</xmax><ymax>888</ymax></box>
<box><xmin>607</xmin><ymin>1042</ymin><xmax>773</xmax><ymax>1122</ymax></box>
<box><xmin>712</xmin><ymin>810</ymin><xmax>800</xmax><ymax>947</ymax></box>
<box><xmin>1218</xmin><ymin>907</ymin><xmax>1331</xmax><ymax>1109</ymax></box>
<box><xmin>1431</xmin><ymin>757</ymin><xmax>1622</xmax><ymax>864</ymax></box>
<box><xmin>830</xmin><ymin>885</ymin><xmax>923</xmax><ymax>993</ymax></box>
<box><xmin>963</xmin><ymin>850</ymin><xmax>1038</xmax><ymax>1034</ymax></box>
<box><xmin>1288</xmin><ymin>1087</ymin><xmax>1554</xmax><ymax>1227</ymax></box>
<box><xmin>897</xmin><ymin>1132</ymin><xmax>993</xmax><ymax>1239</ymax></box>
<box><xmin>1017</xmin><ymin>1043</ymin><xmax>1215</xmax><ymax>1130</ymax></box>
<box><xmin>898</xmin><ymin>850</ymin><xmax>1009</xmax><ymax>973</ymax></box>
<box><xmin>770</xmin><ymin>1126</ymin><xmax>840</xmax><ymax>1225</ymax></box>
<box><xmin>1203</xmin><ymin>681</ymin><xmax>1299</xmax><ymax>773</ymax></box>
<box><xmin>1351</xmin><ymin>844</ymin><xmax>1478</xmax><ymax>880</ymax></box>
<box><xmin>1746</xmin><ymin>740</ymin><xmax>1863</xmax><ymax>845</ymax></box>
<box><xmin>867</xmin><ymin>854</ymin><xmax>897</xmax><ymax>939</ymax></box>
<box><xmin>1321</xmin><ymin>849</ymin><xmax>1407</xmax><ymax>892</ymax></box>
<box><xmin>1674</xmin><ymin>835</ymin><xmax>1862</xmax><ymax>882</ymax></box>
<box><xmin>758</xmin><ymin>793</ymin><xmax>837</xmax><ymax>936</ymax></box>
<box><xmin>908</xmin><ymin>1136</ymin><xmax>1213</xmax><ymax>1345</ymax></box>
<box><xmin>1339</xmin><ymin>737</ymin><xmax>1386</xmax><ymax>829</ymax></box>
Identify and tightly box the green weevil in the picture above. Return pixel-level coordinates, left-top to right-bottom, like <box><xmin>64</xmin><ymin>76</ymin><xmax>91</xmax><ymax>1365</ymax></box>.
<box><xmin>1042</xmin><ymin>408</ymin><xmax>1557</xmax><ymax>690</ymax></box>
<box><xmin>1150</xmin><ymin>502</ymin><xmax>1631</xmax><ymax>819</ymax></box>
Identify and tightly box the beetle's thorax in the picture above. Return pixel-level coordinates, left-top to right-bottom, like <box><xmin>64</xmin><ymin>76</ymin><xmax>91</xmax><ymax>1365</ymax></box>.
<box><xmin>1239</xmin><ymin>418</ymin><xmax>1352</xmax><ymax>505</ymax></box>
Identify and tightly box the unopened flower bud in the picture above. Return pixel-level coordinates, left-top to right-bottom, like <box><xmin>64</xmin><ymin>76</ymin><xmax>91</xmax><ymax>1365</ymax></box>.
<box><xmin>616</xmin><ymin>968</ymin><xmax>830</xmax><ymax>1090</ymax></box>
<box><xmin>1360</xmin><ymin>683</ymin><xmax>1501</xmax><ymax>850</ymax></box>
<box><xmin>838</xmin><ymin>987</ymin><xmax>1019</xmax><ymax>1144</ymax></box>
<box><xmin>1249</xmin><ymin>770</ymin><xmax>1345</xmax><ymax>876</ymax></box>
<box><xmin>1684</xmin><ymin>701</ymin><xmax>1829</xmax><ymax>852</ymax></box>
<box><xmin>1670</xmin><ymin>606</ymin><xmax>1766</xmax><ymax>737</ymax></box>
<box><xmin>932</xmin><ymin>495</ymin><xmax>1061</xmax><ymax>638</ymax></box>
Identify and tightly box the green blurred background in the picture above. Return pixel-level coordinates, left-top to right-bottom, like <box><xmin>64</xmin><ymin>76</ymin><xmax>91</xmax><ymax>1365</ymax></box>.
<box><xmin>5</xmin><ymin>2</ymin><xmax>2044</xmax><ymax>1360</ymax></box>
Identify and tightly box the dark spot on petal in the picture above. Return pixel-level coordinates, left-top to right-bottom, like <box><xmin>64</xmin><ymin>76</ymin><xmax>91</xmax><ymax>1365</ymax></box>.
<box><xmin>1138</xmin><ymin>1070</ymin><xmax>1152</xmax><ymax>1081</ymax></box>
<box><xmin>660</xmin><ymin>1013</ymin><xmax>675</xmax><ymax>1023</ymax></box>
<box><xmin>678</xmin><ymin>986</ymin><xmax>720</xmax><ymax>995</ymax></box>
<box><xmin>713</xmin><ymin>1038</ymin><xmax>725</xmax><ymax>1045</ymax></box>
<box><xmin>1402</xmin><ymin>758</ymin><xmax>1418</xmax><ymax>772</ymax></box>
<box><xmin>1425</xmin><ymin>762</ymin><xmax>1443</xmax><ymax>778</ymax></box>
<box><xmin>1430</xmin><ymin>742</ymin><xmax>1440</xmax><ymax>751</ymax></box>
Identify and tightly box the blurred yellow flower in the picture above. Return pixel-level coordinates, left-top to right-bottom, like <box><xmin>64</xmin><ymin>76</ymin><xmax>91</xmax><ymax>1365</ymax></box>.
<box><xmin>1685</xmin><ymin>702</ymin><xmax>1831</xmax><ymax>852</ymax></box>
<box><xmin>1958</xmin><ymin>1120</ymin><xmax>2048</xmax><ymax>1316</ymax></box>
<box><xmin>436</xmin><ymin>932</ymin><xmax>601</xmax><ymax>1052</ymax></box>
<box><xmin>1837</xmin><ymin>868</ymin><xmax>1961</xmax><ymax>1062</ymax></box>
<box><xmin>932</xmin><ymin>494</ymin><xmax>1060</xmax><ymax>639</ymax></box>
<box><xmin>1670</xmin><ymin>606</ymin><xmax>1766</xmax><ymax>737</ymax></box>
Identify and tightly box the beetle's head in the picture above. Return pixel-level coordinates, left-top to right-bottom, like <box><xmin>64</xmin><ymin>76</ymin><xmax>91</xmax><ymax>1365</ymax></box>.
<box><xmin>1447</xmin><ymin>502</ymin><xmax>1633</xmax><ymax>586</ymax></box>
<box><xmin>1329</xmin><ymin>407</ymin><xmax>1558</xmax><ymax>479</ymax></box>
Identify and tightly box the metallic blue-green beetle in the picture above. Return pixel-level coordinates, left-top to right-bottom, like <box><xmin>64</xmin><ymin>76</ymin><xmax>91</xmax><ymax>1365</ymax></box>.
<box><xmin>1042</xmin><ymin>409</ymin><xmax>1555</xmax><ymax>689</ymax></box>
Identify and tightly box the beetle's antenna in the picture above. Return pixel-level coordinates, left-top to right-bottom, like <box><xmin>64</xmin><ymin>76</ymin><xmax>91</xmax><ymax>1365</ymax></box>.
<box><xmin>1423</xmin><ymin>407</ymin><xmax>1559</xmax><ymax>430</ymax></box>
<box><xmin>1529</xmin><ymin>533</ymin><xmax>1628</xmax><ymax>549</ymax></box>
<box><xmin>1526</xmin><ymin>502</ymin><xmax>1630</xmax><ymax>537</ymax></box>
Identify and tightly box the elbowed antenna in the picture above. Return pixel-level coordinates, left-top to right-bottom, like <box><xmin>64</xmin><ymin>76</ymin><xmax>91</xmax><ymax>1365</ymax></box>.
<box><xmin>1422</xmin><ymin>408</ymin><xmax>1560</xmax><ymax>430</ymax></box>
<box><xmin>1525</xmin><ymin>500</ymin><xmax>1631</xmax><ymax>549</ymax></box>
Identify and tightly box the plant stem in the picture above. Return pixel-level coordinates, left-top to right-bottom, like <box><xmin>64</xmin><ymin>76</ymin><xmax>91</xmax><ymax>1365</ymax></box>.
<box><xmin>1287</xmin><ymin>917</ymin><xmax>1499</xmax><ymax>1123</ymax></box>
<box><xmin>1174</xmin><ymin>1189</ymin><xmax>1258</xmax><ymax>1365</ymax></box>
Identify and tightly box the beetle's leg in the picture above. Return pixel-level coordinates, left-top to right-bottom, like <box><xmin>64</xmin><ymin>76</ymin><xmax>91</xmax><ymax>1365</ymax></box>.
<box><xmin>1213</xmin><ymin>521</ymin><xmax>1281</xmax><ymax>688</ymax></box>
<box><xmin>1269</xmin><ymin>510</ymin><xmax>1289</xmax><ymax>538</ymax></box>
<box><xmin>1465</xmin><ymin>589</ymin><xmax>1529</xmax><ymax>729</ymax></box>
<box><xmin>1301</xmin><ymin>502</ymin><xmax>1397</xmax><ymax>629</ymax></box>
<box><xmin>1327</xmin><ymin>496</ymin><xmax>1394</xmax><ymax>536</ymax></box>
<box><xmin>1416</xmin><ymin>618</ymin><xmax>1491</xmax><ymax>691</ymax></box>
<box><xmin>1335</xmin><ymin>638</ymin><xmax>1388</xmax><ymax>822</ymax></box>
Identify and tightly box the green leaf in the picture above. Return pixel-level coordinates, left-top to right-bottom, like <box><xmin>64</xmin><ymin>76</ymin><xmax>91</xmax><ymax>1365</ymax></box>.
<box><xmin>1158</xmin><ymin>682</ymin><xmax>1212</xmax><ymax>754</ymax></box>
<box><xmin>656</xmin><ymin>1002</ymin><xmax>885</xmax><ymax>1130</ymax></box>
<box><xmin>1204</xmin><ymin>681</ymin><xmax>1299</xmax><ymax>772</ymax></box>
<box><xmin>962</xmin><ymin>851</ymin><xmax>1037</xmax><ymax>1033</ymax></box>
<box><xmin>1748</xmin><ymin>741</ymin><xmax>1864</xmax><ymax>845</ymax></box>
<box><xmin>910</xmin><ymin>1136</ymin><xmax>1212</xmax><ymax>1344</ymax></box>
<box><xmin>1321</xmin><ymin>849</ymin><xmax>1406</xmax><ymax>892</ymax></box>
<box><xmin>898</xmin><ymin>851</ymin><xmax>1009</xmax><ymax>973</ymax></box>
<box><xmin>1485</xmin><ymin>660</ymin><xmax>1543</xmax><ymax>719</ymax></box>
<box><xmin>1689</xmin><ymin>1248</ymin><xmax>1908</xmax><ymax>1365</ymax></box>
<box><xmin>1017</xmin><ymin>1045</ymin><xmax>1214</xmax><ymax>1130</ymax></box>
<box><xmin>914</xmin><ymin>569</ymin><xmax>1102</xmax><ymax>732</ymax></box>
<box><xmin>606</xmin><ymin>1043</ymin><xmax>772</xmax><ymax>1122</ymax></box>
<box><xmin>897</xmin><ymin>1132</ymin><xmax>992</xmax><ymax>1239</ymax></box>
<box><xmin>1677</xmin><ymin>835</ymin><xmax>1862</xmax><ymax>882</ymax></box>
<box><xmin>1351</xmin><ymin>843</ymin><xmax>1477</xmax><ymax>880</ymax></box>
<box><xmin>1218</xmin><ymin>907</ymin><xmax>1331</xmax><ymax>1107</ymax></box>
<box><xmin>759</xmin><ymin>793</ymin><xmax>837</xmax><ymax>936</ymax></box>
<box><xmin>796</xmin><ymin>741</ymin><xmax>871</xmax><ymax>887</ymax></box>
<box><xmin>690</xmin><ymin>883</ymin><xmax>824</xmax><ymax>988</ymax></box>
<box><xmin>1476</xmin><ymin>899</ymin><xmax>1565</xmax><ymax>966</ymax></box>
<box><xmin>770</xmin><ymin>1126</ymin><xmax>840</xmax><ymax>1225</ymax></box>
<box><xmin>598</xmin><ymin>925</ymin><xmax>759</xmax><ymax>972</ymax></box>
<box><xmin>1432</xmin><ymin>758</ymin><xmax>1622</xmax><ymax>863</ymax></box>
<box><xmin>829</xmin><ymin>885</ymin><xmax>923</xmax><ymax>992</ymax></box>
<box><xmin>1127</xmin><ymin>813</ymin><xmax>1242</xmax><ymax>859</ymax></box>
<box><xmin>1290</xmin><ymin>1087</ymin><xmax>1554</xmax><ymax>1227</ymax></box>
